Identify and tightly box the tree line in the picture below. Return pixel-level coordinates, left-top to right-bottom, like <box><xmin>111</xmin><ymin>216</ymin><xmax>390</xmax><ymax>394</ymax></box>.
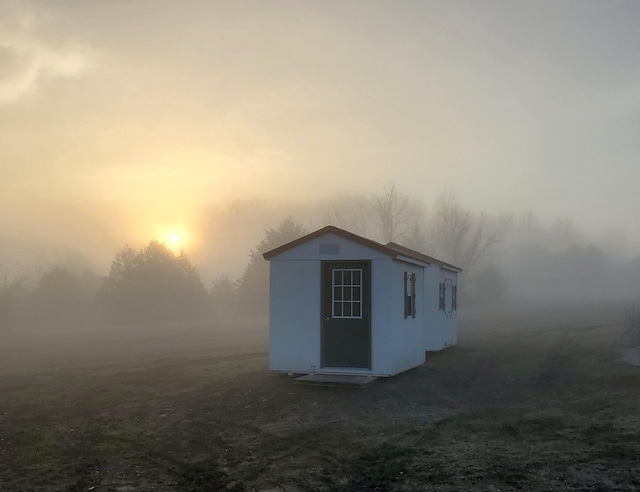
<box><xmin>0</xmin><ymin>242</ymin><xmax>206</xmax><ymax>329</ymax></box>
<box><xmin>2</xmin><ymin>184</ymin><xmax>639</xmax><ymax>331</ymax></box>
<box><xmin>208</xmin><ymin>185</ymin><xmax>640</xmax><ymax>311</ymax></box>
<box><xmin>0</xmin><ymin>218</ymin><xmax>307</xmax><ymax>330</ymax></box>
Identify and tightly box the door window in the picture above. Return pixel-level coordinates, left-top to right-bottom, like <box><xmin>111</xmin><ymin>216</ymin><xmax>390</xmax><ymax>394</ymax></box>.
<box><xmin>332</xmin><ymin>269</ymin><xmax>363</xmax><ymax>318</ymax></box>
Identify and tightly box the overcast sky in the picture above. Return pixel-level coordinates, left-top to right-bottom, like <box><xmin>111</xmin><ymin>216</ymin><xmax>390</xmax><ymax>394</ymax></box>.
<box><xmin>2</xmin><ymin>0</ymin><xmax>639</xmax><ymax>265</ymax></box>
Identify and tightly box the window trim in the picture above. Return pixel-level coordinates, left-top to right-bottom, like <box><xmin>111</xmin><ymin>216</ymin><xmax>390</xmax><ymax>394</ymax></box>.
<box><xmin>452</xmin><ymin>284</ymin><xmax>458</xmax><ymax>311</ymax></box>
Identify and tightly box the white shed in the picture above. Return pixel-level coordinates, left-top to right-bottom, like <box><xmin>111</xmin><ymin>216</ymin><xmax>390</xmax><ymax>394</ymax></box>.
<box><xmin>263</xmin><ymin>226</ymin><xmax>461</xmax><ymax>377</ymax></box>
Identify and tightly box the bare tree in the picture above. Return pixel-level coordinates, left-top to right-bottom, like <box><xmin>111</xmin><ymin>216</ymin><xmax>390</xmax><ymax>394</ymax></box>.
<box><xmin>373</xmin><ymin>184</ymin><xmax>426</xmax><ymax>244</ymax></box>
<box><xmin>403</xmin><ymin>222</ymin><xmax>431</xmax><ymax>254</ymax></box>
<box><xmin>431</xmin><ymin>191</ymin><xmax>501</xmax><ymax>271</ymax></box>
<box><xmin>0</xmin><ymin>262</ymin><xmax>29</xmax><ymax>294</ymax></box>
<box><xmin>321</xmin><ymin>193</ymin><xmax>372</xmax><ymax>236</ymax></box>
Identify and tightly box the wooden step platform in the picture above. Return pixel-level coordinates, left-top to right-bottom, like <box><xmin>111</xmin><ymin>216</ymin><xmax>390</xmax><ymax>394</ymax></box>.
<box><xmin>294</xmin><ymin>374</ymin><xmax>377</xmax><ymax>388</ymax></box>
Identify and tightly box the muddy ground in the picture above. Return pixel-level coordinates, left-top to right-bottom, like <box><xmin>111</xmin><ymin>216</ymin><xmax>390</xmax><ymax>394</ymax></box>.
<box><xmin>1</xmin><ymin>301</ymin><xmax>640</xmax><ymax>491</ymax></box>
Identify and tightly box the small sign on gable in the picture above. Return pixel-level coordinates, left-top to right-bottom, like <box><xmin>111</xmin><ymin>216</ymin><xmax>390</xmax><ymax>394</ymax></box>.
<box><xmin>319</xmin><ymin>243</ymin><xmax>340</xmax><ymax>255</ymax></box>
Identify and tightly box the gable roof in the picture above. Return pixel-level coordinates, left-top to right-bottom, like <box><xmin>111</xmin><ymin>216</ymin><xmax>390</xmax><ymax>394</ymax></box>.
<box><xmin>262</xmin><ymin>225</ymin><xmax>461</xmax><ymax>272</ymax></box>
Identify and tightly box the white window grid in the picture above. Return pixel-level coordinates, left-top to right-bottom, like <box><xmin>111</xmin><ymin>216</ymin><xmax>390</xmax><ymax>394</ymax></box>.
<box><xmin>332</xmin><ymin>268</ymin><xmax>363</xmax><ymax>319</ymax></box>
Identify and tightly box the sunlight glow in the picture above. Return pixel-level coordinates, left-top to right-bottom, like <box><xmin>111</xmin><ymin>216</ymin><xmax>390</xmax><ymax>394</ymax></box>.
<box><xmin>156</xmin><ymin>225</ymin><xmax>189</xmax><ymax>251</ymax></box>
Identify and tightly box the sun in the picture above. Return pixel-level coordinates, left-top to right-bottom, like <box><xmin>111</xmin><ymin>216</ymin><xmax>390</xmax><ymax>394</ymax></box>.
<box><xmin>166</xmin><ymin>232</ymin><xmax>182</xmax><ymax>250</ymax></box>
<box><xmin>156</xmin><ymin>225</ymin><xmax>189</xmax><ymax>251</ymax></box>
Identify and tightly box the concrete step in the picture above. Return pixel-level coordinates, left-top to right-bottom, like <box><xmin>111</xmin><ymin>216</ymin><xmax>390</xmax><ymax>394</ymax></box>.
<box><xmin>294</xmin><ymin>374</ymin><xmax>377</xmax><ymax>388</ymax></box>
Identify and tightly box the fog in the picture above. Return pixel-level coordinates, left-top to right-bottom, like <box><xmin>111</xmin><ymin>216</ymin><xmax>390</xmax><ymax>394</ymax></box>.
<box><xmin>2</xmin><ymin>1</ymin><xmax>640</xmax><ymax>330</ymax></box>
<box><xmin>5</xmin><ymin>6</ymin><xmax>640</xmax><ymax>490</ymax></box>
<box><xmin>2</xmin><ymin>187</ymin><xmax>640</xmax><ymax>331</ymax></box>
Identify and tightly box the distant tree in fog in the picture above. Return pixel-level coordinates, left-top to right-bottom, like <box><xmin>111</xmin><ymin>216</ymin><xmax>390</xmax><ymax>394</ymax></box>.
<box><xmin>210</xmin><ymin>273</ymin><xmax>236</xmax><ymax>319</ymax></box>
<box><xmin>402</xmin><ymin>223</ymin><xmax>431</xmax><ymax>253</ymax></box>
<box><xmin>550</xmin><ymin>244</ymin><xmax>609</xmax><ymax>299</ymax></box>
<box><xmin>431</xmin><ymin>191</ymin><xmax>501</xmax><ymax>271</ymax></box>
<box><xmin>510</xmin><ymin>212</ymin><xmax>582</xmax><ymax>252</ymax></box>
<box><xmin>374</xmin><ymin>184</ymin><xmax>426</xmax><ymax>244</ymax></box>
<box><xmin>624</xmin><ymin>256</ymin><xmax>640</xmax><ymax>299</ymax></box>
<box><xmin>1</xmin><ymin>262</ymin><xmax>29</xmax><ymax>291</ymax></box>
<box><xmin>468</xmin><ymin>263</ymin><xmax>509</xmax><ymax>306</ymax></box>
<box><xmin>506</xmin><ymin>241</ymin><xmax>614</xmax><ymax>301</ymax></box>
<box><xmin>236</xmin><ymin>218</ymin><xmax>306</xmax><ymax>316</ymax></box>
<box><xmin>30</xmin><ymin>264</ymin><xmax>99</xmax><ymax>327</ymax></box>
<box><xmin>0</xmin><ymin>262</ymin><xmax>29</xmax><ymax>329</ymax></box>
<box><xmin>99</xmin><ymin>241</ymin><xmax>208</xmax><ymax>323</ymax></box>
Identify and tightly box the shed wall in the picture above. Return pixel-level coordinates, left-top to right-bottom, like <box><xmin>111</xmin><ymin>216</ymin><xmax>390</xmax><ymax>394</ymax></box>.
<box><xmin>424</xmin><ymin>268</ymin><xmax>458</xmax><ymax>351</ymax></box>
<box><xmin>369</xmin><ymin>259</ymin><xmax>393</xmax><ymax>375</ymax></box>
<box><xmin>268</xmin><ymin>260</ymin><xmax>320</xmax><ymax>373</ymax></box>
<box><xmin>441</xmin><ymin>269</ymin><xmax>458</xmax><ymax>348</ymax></box>
<box><xmin>267</xmin><ymin>230</ymin><xmax>458</xmax><ymax>376</ymax></box>
<box><xmin>386</xmin><ymin>260</ymin><xmax>427</xmax><ymax>375</ymax></box>
<box><xmin>268</xmin><ymin>232</ymin><xmax>404</xmax><ymax>376</ymax></box>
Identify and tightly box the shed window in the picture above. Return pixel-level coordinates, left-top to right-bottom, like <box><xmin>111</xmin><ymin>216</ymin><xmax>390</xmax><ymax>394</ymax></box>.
<box><xmin>404</xmin><ymin>272</ymin><xmax>416</xmax><ymax>318</ymax></box>
<box><xmin>452</xmin><ymin>285</ymin><xmax>458</xmax><ymax>310</ymax></box>
<box><xmin>438</xmin><ymin>282</ymin><xmax>446</xmax><ymax>311</ymax></box>
<box><xmin>332</xmin><ymin>269</ymin><xmax>362</xmax><ymax>318</ymax></box>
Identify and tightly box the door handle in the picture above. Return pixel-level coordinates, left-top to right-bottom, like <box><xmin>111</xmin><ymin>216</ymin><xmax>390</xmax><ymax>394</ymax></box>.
<box><xmin>325</xmin><ymin>317</ymin><xmax>330</xmax><ymax>321</ymax></box>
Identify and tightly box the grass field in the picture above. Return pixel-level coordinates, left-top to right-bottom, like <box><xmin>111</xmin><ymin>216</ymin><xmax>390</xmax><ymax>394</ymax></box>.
<box><xmin>1</xmin><ymin>301</ymin><xmax>640</xmax><ymax>491</ymax></box>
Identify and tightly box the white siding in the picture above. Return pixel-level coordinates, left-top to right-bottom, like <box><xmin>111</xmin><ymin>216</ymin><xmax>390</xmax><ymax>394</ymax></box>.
<box><xmin>424</xmin><ymin>267</ymin><xmax>458</xmax><ymax>351</ymax></box>
<box><xmin>423</xmin><ymin>265</ymin><xmax>441</xmax><ymax>351</ymax></box>
<box><xmin>385</xmin><ymin>260</ymin><xmax>426</xmax><ymax>375</ymax></box>
<box><xmin>269</xmin><ymin>260</ymin><xmax>321</xmax><ymax>373</ymax></box>
<box><xmin>370</xmin><ymin>259</ymin><xmax>393</xmax><ymax>376</ymax></box>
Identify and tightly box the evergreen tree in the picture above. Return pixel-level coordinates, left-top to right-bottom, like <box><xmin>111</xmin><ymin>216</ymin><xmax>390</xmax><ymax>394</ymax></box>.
<box><xmin>210</xmin><ymin>273</ymin><xmax>237</xmax><ymax>319</ymax></box>
<box><xmin>236</xmin><ymin>218</ymin><xmax>306</xmax><ymax>316</ymax></box>
<box><xmin>99</xmin><ymin>241</ymin><xmax>208</xmax><ymax>323</ymax></box>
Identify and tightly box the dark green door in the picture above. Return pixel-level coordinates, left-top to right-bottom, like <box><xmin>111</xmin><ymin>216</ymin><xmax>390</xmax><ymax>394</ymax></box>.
<box><xmin>321</xmin><ymin>261</ymin><xmax>371</xmax><ymax>369</ymax></box>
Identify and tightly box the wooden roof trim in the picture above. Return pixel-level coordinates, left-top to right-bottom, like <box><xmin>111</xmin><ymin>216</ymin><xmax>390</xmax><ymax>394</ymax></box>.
<box><xmin>263</xmin><ymin>225</ymin><xmax>461</xmax><ymax>272</ymax></box>
<box><xmin>263</xmin><ymin>225</ymin><xmax>401</xmax><ymax>260</ymax></box>
<box><xmin>386</xmin><ymin>242</ymin><xmax>462</xmax><ymax>272</ymax></box>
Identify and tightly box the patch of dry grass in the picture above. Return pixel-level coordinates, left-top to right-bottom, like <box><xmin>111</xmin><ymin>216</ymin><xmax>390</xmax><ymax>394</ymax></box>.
<box><xmin>2</xmin><ymin>306</ymin><xmax>640</xmax><ymax>491</ymax></box>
